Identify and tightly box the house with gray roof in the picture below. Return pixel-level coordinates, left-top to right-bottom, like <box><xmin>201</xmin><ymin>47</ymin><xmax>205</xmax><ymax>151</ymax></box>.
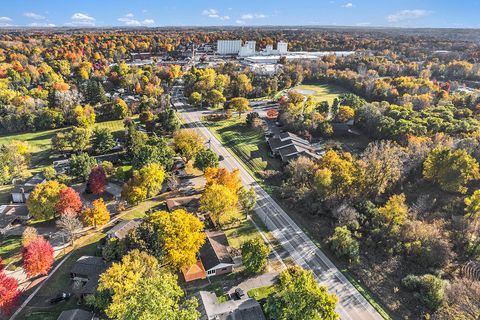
<box><xmin>268</xmin><ymin>131</ymin><xmax>324</xmax><ymax>163</ymax></box>
<box><xmin>0</xmin><ymin>205</ymin><xmax>30</xmax><ymax>235</ymax></box>
<box><xmin>199</xmin><ymin>231</ymin><xmax>235</xmax><ymax>277</ymax></box>
<box><xmin>71</xmin><ymin>256</ymin><xmax>110</xmax><ymax>299</ymax></box>
<box><xmin>106</xmin><ymin>219</ymin><xmax>142</xmax><ymax>240</ymax></box>
<box><xmin>197</xmin><ymin>291</ymin><xmax>266</xmax><ymax>320</ymax></box>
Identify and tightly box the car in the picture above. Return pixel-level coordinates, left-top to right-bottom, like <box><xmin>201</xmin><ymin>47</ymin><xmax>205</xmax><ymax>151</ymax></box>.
<box><xmin>234</xmin><ymin>288</ymin><xmax>245</xmax><ymax>299</ymax></box>
<box><xmin>50</xmin><ymin>292</ymin><xmax>71</xmax><ymax>304</ymax></box>
<box><xmin>218</xmin><ymin>155</ymin><xmax>224</xmax><ymax>161</ymax></box>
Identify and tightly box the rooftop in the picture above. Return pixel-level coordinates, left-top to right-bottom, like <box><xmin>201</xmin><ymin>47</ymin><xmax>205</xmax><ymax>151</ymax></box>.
<box><xmin>200</xmin><ymin>231</ymin><xmax>234</xmax><ymax>271</ymax></box>
<box><xmin>71</xmin><ymin>256</ymin><xmax>108</xmax><ymax>278</ymax></box>
<box><xmin>106</xmin><ymin>219</ymin><xmax>142</xmax><ymax>239</ymax></box>
<box><xmin>198</xmin><ymin>291</ymin><xmax>266</xmax><ymax>320</ymax></box>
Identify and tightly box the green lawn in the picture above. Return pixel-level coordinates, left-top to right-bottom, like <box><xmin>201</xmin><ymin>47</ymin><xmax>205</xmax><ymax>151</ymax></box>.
<box><xmin>0</xmin><ymin>117</ymin><xmax>132</xmax><ymax>166</ymax></box>
<box><xmin>205</xmin><ymin>117</ymin><xmax>281</xmax><ymax>175</ymax></box>
<box><xmin>275</xmin><ymin>83</ymin><xmax>348</xmax><ymax>105</ymax></box>
<box><xmin>0</xmin><ymin>235</ymin><xmax>22</xmax><ymax>266</ymax></box>
<box><xmin>247</xmin><ymin>284</ymin><xmax>276</xmax><ymax>301</ymax></box>
<box><xmin>122</xmin><ymin>198</ymin><xmax>167</xmax><ymax>220</ymax></box>
<box><xmin>224</xmin><ymin>218</ymin><xmax>262</xmax><ymax>250</ymax></box>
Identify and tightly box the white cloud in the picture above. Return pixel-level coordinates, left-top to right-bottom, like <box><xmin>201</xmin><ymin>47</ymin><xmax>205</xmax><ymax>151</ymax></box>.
<box><xmin>0</xmin><ymin>17</ymin><xmax>12</xmax><ymax>22</ymax></box>
<box><xmin>71</xmin><ymin>13</ymin><xmax>95</xmax><ymax>21</ymax></box>
<box><xmin>236</xmin><ymin>20</ymin><xmax>245</xmax><ymax>24</ymax></box>
<box><xmin>24</xmin><ymin>12</ymin><xmax>45</xmax><ymax>20</ymax></box>
<box><xmin>341</xmin><ymin>3</ymin><xmax>354</xmax><ymax>8</ymax></box>
<box><xmin>142</xmin><ymin>19</ymin><xmax>155</xmax><ymax>25</ymax></box>
<box><xmin>202</xmin><ymin>8</ymin><xmax>229</xmax><ymax>20</ymax></box>
<box><xmin>387</xmin><ymin>9</ymin><xmax>431</xmax><ymax>23</ymax></box>
<box><xmin>241</xmin><ymin>13</ymin><xmax>267</xmax><ymax>20</ymax></box>
<box><xmin>28</xmin><ymin>22</ymin><xmax>55</xmax><ymax>27</ymax></box>
<box><xmin>125</xmin><ymin>13</ymin><xmax>134</xmax><ymax>18</ymax></box>
<box><xmin>118</xmin><ymin>14</ymin><xmax>155</xmax><ymax>27</ymax></box>
<box><xmin>356</xmin><ymin>22</ymin><xmax>371</xmax><ymax>26</ymax></box>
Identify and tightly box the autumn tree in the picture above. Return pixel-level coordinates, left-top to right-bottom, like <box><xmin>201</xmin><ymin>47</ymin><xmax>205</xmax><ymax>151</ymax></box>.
<box><xmin>234</xmin><ymin>74</ymin><xmax>253</xmax><ymax>97</ymax></box>
<box><xmin>241</xmin><ymin>238</ymin><xmax>270</xmax><ymax>274</ymax></box>
<box><xmin>22</xmin><ymin>227</ymin><xmax>38</xmax><ymax>246</ymax></box>
<box><xmin>265</xmin><ymin>266</ymin><xmax>339</xmax><ymax>320</ymax></box>
<box><xmin>230</xmin><ymin>97</ymin><xmax>251</xmax><ymax>117</ymax></box>
<box><xmin>423</xmin><ymin>148</ymin><xmax>480</xmax><ymax>193</ymax></box>
<box><xmin>113</xmin><ymin>98</ymin><xmax>129</xmax><ymax>119</ymax></box>
<box><xmin>0</xmin><ymin>140</ymin><xmax>30</xmax><ymax>185</ymax></box>
<box><xmin>200</xmin><ymin>183</ymin><xmax>240</xmax><ymax>227</ymax></box>
<box><xmin>402</xmin><ymin>274</ymin><xmax>445</xmax><ymax>311</ymax></box>
<box><xmin>238</xmin><ymin>186</ymin><xmax>257</xmax><ymax>216</ymax></box>
<box><xmin>335</xmin><ymin>106</ymin><xmax>355</xmax><ymax>123</ymax></box>
<box><xmin>377</xmin><ymin>193</ymin><xmax>409</xmax><ymax>235</ymax></box>
<box><xmin>74</xmin><ymin>104</ymin><xmax>96</xmax><ymax>128</ymax></box>
<box><xmin>204</xmin><ymin>167</ymin><xmax>242</xmax><ymax>192</ymax></box>
<box><xmin>122</xmin><ymin>163</ymin><xmax>165</xmax><ymax>205</ymax></box>
<box><xmin>126</xmin><ymin>209</ymin><xmax>205</xmax><ymax>270</ymax></box>
<box><xmin>22</xmin><ymin>237</ymin><xmax>54</xmax><ymax>278</ymax></box>
<box><xmin>173</xmin><ymin>129</ymin><xmax>204</xmax><ymax>162</ymax></box>
<box><xmin>194</xmin><ymin>148</ymin><xmax>219</xmax><ymax>171</ymax></box>
<box><xmin>0</xmin><ymin>272</ymin><xmax>20</xmax><ymax>316</ymax></box>
<box><xmin>87</xmin><ymin>166</ymin><xmax>107</xmax><ymax>195</ymax></box>
<box><xmin>188</xmin><ymin>92</ymin><xmax>202</xmax><ymax>107</ymax></box>
<box><xmin>27</xmin><ymin>180</ymin><xmax>67</xmax><ymax>220</ymax></box>
<box><xmin>82</xmin><ymin>198</ymin><xmax>110</xmax><ymax>228</ymax></box>
<box><xmin>56</xmin><ymin>213</ymin><xmax>83</xmax><ymax>246</ymax></box>
<box><xmin>55</xmin><ymin>187</ymin><xmax>82</xmax><ymax>216</ymax></box>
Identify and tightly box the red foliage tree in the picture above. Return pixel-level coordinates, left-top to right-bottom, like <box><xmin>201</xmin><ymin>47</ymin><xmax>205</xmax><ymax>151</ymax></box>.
<box><xmin>22</xmin><ymin>237</ymin><xmax>54</xmax><ymax>278</ymax></box>
<box><xmin>55</xmin><ymin>187</ymin><xmax>83</xmax><ymax>216</ymax></box>
<box><xmin>86</xmin><ymin>166</ymin><xmax>107</xmax><ymax>195</ymax></box>
<box><xmin>0</xmin><ymin>272</ymin><xmax>21</xmax><ymax>316</ymax></box>
<box><xmin>0</xmin><ymin>257</ymin><xmax>4</xmax><ymax>271</ymax></box>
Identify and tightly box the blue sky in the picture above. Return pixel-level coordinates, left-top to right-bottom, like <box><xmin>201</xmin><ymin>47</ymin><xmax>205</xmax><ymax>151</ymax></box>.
<box><xmin>0</xmin><ymin>0</ymin><xmax>479</xmax><ymax>28</ymax></box>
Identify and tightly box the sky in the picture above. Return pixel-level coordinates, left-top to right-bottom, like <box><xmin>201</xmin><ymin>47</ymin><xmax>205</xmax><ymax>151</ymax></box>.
<box><xmin>0</xmin><ymin>0</ymin><xmax>479</xmax><ymax>29</ymax></box>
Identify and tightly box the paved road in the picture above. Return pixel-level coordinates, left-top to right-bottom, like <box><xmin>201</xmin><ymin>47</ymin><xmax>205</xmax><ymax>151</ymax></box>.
<box><xmin>171</xmin><ymin>84</ymin><xmax>383</xmax><ymax>320</ymax></box>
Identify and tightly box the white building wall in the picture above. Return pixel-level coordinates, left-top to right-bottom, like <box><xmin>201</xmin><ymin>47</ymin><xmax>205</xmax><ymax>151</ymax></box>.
<box><xmin>217</xmin><ymin>40</ymin><xmax>242</xmax><ymax>55</ymax></box>
<box><xmin>277</xmin><ymin>42</ymin><xmax>288</xmax><ymax>54</ymax></box>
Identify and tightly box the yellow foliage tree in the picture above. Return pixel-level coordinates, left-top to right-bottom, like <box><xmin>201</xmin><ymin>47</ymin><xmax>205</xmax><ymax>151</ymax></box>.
<box><xmin>82</xmin><ymin>198</ymin><xmax>110</xmax><ymax>228</ymax></box>
<box><xmin>204</xmin><ymin>167</ymin><xmax>242</xmax><ymax>192</ymax></box>
<box><xmin>200</xmin><ymin>183</ymin><xmax>240</xmax><ymax>226</ymax></box>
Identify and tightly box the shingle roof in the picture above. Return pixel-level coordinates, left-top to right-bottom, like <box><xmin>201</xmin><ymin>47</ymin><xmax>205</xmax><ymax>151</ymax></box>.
<box><xmin>200</xmin><ymin>231</ymin><xmax>234</xmax><ymax>271</ymax></box>
<box><xmin>57</xmin><ymin>309</ymin><xmax>93</xmax><ymax>320</ymax></box>
<box><xmin>0</xmin><ymin>205</ymin><xmax>29</xmax><ymax>229</ymax></box>
<box><xmin>71</xmin><ymin>256</ymin><xmax>107</xmax><ymax>278</ymax></box>
<box><xmin>106</xmin><ymin>219</ymin><xmax>142</xmax><ymax>239</ymax></box>
<box><xmin>198</xmin><ymin>291</ymin><xmax>266</xmax><ymax>320</ymax></box>
<box><xmin>166</xmin><ymin>194</ymin><xmax>201</xmax><ymax>212</ymax></box>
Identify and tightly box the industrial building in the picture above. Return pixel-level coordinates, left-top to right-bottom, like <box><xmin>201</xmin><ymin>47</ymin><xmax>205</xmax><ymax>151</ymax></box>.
<box><xmin>217</xmin><ymin>40</ymin><xmax>242</xmax><ymax>55</ymax></box>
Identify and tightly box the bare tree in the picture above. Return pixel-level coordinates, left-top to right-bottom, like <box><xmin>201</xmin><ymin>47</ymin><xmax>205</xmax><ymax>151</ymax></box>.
<box><xmin>56</xmin><ymin>213</ymin><xmax>83</xmax><ymax>246</ymax></box>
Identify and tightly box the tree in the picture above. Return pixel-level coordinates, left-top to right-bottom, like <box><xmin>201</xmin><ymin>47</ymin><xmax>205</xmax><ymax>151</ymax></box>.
<box><xmin>135</xmin><ymin>163</ymin><xmax>165</xmax><ymax>198</ymax></box>
<box><xmin>204</xmin><ymin>167</ymin><xmax>242</xmax><ymax>192</ymax></box>
<box><xmin>157</xmin><ymin>108</ymin><xmax>181</xmax><ymax>134</ymax></box>
<box><xmin>52</xmin><ymin>127</ymin><xmax>91</xmax><ymax>153</ymax></box>
<box><xmin>265</xmin><ymin>266</ymin><xmax>339</xmax><ymax>320</ymax></box>
<box><xmin>27</xmin><ymin>180</ymin><xmax>67</xmax><ymax>220</ymax></box>
<box><xmin>358</xmin><ymin>140</ymin><xmax>405</xmax><ymax>197</ymax></box>
<box><xmin>82</xmin><ymin>198</ymin><xmax>110</xmax><ymax>228</ymax></box>
<box><xmin>241</xmin><ymin>238</ymin><xmax>270</xmax><ymax>274</ymax></box>
<box><xmin>22</xmin><ymin>227</ymin><xmax>38</xmax><ymax>246</ymax></box>
<box><xmin>113</xmin><ymin>98</ymin><xmax>129</xmax><ymax>119</ymax></box>
<box><xmin>74</xmin><ymin>104</ymin><xmax>96</xmax><ymax>128</ymax></box>
<box><xmin>55</xmin><ymin>187</ymin><xmax>83</xmax><ymax>216</ymax></box>
<box><xmin>235</xmin><ymin>74</ymin><xmax>253</xmax><ymax>97</ymax></box>
<box><xmin>402</xmin><ymin>274</ymin><xmax>445</xmax><ymax>311</ymax></box>
<box><xmin>194</xmin><ymin>149</ymin><xmax>219</xmax><ymax>171</ymax></box>
<box><xmin>205</xmin><ymin>89</ymin><xmax>226</xmax><ymax>108</ymax></box>
<box><xmin>0</xmin><ymin>140</ymin><xmax>30</xmax><ymax>185</ymax></box>
<box><xmin>463</xmin><ymin>190</ymin><xmax>480</xmax><ymax>255</ymax></box>
<box><xmin>433</xmin><ymin>278</ymin><xmax>480</xmax><ymax>320</ymax></box>
<box><xmin>200</xmin><ymin>183</ymin><xmax>240</xmax><ymax>227</ymax></box>
<box><xmin>0</xmin><ymin>272</ymin><xmax>20</xmax><ymax>316</ymax></box>
<box><xmin>92</xmin><ymin>127</ymin><xmax>115</xmax><ymax>155</ymax></box>
<box><xmin>335</xmin><ymin>106</ymin><xmax>355</xmax><ymax>123</ymax></box>
<box><xmin>173</xmin><ymin>129</ymin><xmax>204</xmax><ymax>162</ymax></box>
<box><xmin>69</xmin><ymin>153</ymin><xmax>97</xmax><ymax>181</ymax></box>
<box><xmin>87</xmin><ymin>166</ymin><xmax>107</xmax><ymax>195</ymax></box>
<box><xmin>126</xmin><ymin>209</ymin><xmax>205</xmax><ymax>270</ymax></box>
<box><xmin>97</xmin><ymin>250</ymin><xmax>161</xmax><ymax>319</ymax></box>
<box><xmin>56</xmin><ymin>213</ymin><xmax>83</xmax><ymax>246</ymax></box>
<box><xmin>377</xmin><ymin>193</ymin><xmax>408</xmax><ymax>235</ymax></box>
<box><xmin>188</xmin><ymin>92</ymin><xmax>202</xmax><ymax>107</ymax></box>
<box><xmin>423</xmin><ymin>148</ymin><xmax>480</xmax><ymax>194</ymax></box>
<box><xmin>123</xmin><ymin>273</ymin><xmax>199</xmax><ymax>320</ymax></box>
<box><xmin>238</xmin><ymin>186</ymin><xmax>257</xmax><ymax>215</ymax></box>
<box><xmin>22</xmin><ymin>237</ymin><xmax>54</xmax><ymax>278</ymax></box>
<box><xmin>328</xmin><ymin>226</ymin><xmax>359</xmax><ymax>264</ymax></box>
<box><xmin>230</xmin><ymin>97</ymin><xmax>251</xmax><ymax>117</ymax></box>
<box><xmin>132</xmin><ymin>137</ymin><xmax>175</xmax><ymax>169</ymax></box>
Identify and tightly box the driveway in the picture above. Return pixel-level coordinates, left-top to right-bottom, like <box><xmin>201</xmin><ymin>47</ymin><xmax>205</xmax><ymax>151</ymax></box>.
<box><xmin>227</xmin><ymin>272</ymin><xmax>278</xmax><ymax>296</ymax></box>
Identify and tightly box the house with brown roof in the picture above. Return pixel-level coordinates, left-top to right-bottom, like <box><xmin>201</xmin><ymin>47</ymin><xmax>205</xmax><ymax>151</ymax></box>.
<box><xmin>200</xmin><ymin>231</ymin><xmax>235</xmax><ymax>277</ymax></box>
<box><xmin>182</xmin><ymin>260</ymin><xmax>208</xmax><ymax>282</ymax></box>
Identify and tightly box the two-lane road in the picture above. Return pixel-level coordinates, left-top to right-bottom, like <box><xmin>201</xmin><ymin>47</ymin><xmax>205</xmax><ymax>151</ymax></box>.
<box><xmin>172</xmin><ymin>85</ymin><xmax>383</xmax><ymax>320</ymax></box>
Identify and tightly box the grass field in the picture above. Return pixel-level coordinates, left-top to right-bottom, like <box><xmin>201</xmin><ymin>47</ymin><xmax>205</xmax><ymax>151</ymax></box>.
<box><xmin>0</xmin><ymin>117</ymin><xmax>131</xmax><ymax>166</ymax></box>
<box><xmin>275</xmin><ymin>83</ymin><xmax>348</xmax><ymax>105</ymax></box>
<box><xmin>224</xmin><ymin>218</ymin><xmax>263</xmax><ymax>250</ymax></box>
<box><xmin>0</xmin><ymin>235</ymin><xmax>22</xmax><ymax>266</ymax></box>
<box><xmin>204</xmin><ymin>117</ymin><xmax>282</xmax><ymax>176</ymax></box>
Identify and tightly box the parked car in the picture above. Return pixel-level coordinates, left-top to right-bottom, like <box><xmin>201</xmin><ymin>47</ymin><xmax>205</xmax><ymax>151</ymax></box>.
<box><xmin>218</xmin><ymin>155</ymin><xmax>224</xmax><ymax>161</ymax></box>
<box><xmin>50</xmin><ymin>292</ymin><xmax>71</xmax><ymax>304</ymax></box>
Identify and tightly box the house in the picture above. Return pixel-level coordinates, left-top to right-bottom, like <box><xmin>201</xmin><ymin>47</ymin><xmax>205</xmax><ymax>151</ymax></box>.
<box><xmin>57</xmin><ymin>309</ymin><xmax>94</xmax><ymax>320</ymax></box>
<box><xmin>106</xmin><ymin>219</ymin><xmax>142</xmax><ymax>240</ymax></box>
<box><xmin>53</xmin><ymin>159</ymin><xmax>70</xmax><ymax>174</ymax></box>
<box><xmin>199</xmin><ymin>231</ymin><xmax>235</xmax><ymax>277</ymax></box>
<box><xmin>197</xmin><ymin>291</ymin><xmax>266</xmax><ymax>320</ymax></box>
<box><xmin>0</xmin><ymin>205</ymin><xmax>30</xmax><ymax>235</ymax></box>
<box><xmin>166</xmin><ymin>194</ymin><xmax>201</xmax><ymax>213</ymax></box>
<box><xmin>331</xmin><ymin>119</ymin><xmax>356</xmax><ymax>136</ymax></box>
<box><xmin>268</xmin><ymin>132</ymin><xmax>324</xmax><ymax>163</ymax></box>
<box><xmin>71</xmin><ymin>256</ymin><xmax>110</xmax><ymax>299</ymax></box>
<box><xmin>11</xmin><ymin>174</ymin><xmax>46</xmax><ymax>203</ymax></box>
<box><xmin>182</xmin><ymin>260</ymin><xmax>207</xmax><ymax>282</ymax></box>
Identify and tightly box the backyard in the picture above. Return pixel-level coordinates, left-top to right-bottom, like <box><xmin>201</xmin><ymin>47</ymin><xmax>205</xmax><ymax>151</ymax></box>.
<box><xmin>275</xmin><ymin>83</ymin><xmax>348</xmax><ymax>105</ymax></box>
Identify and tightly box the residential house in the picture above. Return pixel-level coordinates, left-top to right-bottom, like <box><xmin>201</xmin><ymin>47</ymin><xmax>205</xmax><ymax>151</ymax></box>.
<box><xmin>197</xmin><ymin>291</ymin><xmax>266</xmax><ymax>320</ymax></box>
<box><xmin>57</xmin><ymin>309</ymin><xmax>94</xmax><ymax>320</ymax></box>
<box><xmin>11</xmin><ymin>174</ymin><xmax>46</xmax><ymax>203</ymax></box>
<box><xmin>331</xmin><ymin>119</ymin><xmax>356</xmax><ymax>136</ymax></box>
<box><xmin>0</xmin><ymin>205</ymin><xmax>30</xmax><ymax>235</ymax></box>
<box><xmin>106</xmin><ymin>219</ymin><xmax>142</xmax><ymax>240</ymax></box>
<box><xmin>182</xmin><ymin>260</ymin><xmax>208</xmax><ymax>282</ymax></box>
<box><xmin>267</xmin><ymin>132</ymin><xmax>324</xmax><ymax>163</ymax></box>
<box><xmin>71</xmin><ymin>256</ymin><xmax>110</xmax><ymax>299</ymax></box>
<box><xmin>199</xmin><ymin>231</ymin><xmax>235</xmax><ymax>277</ymax></box>
<box><xmin>166</xmin><ymin>194</ymin><xmax>201</xmax><ymax>213</ymax></box>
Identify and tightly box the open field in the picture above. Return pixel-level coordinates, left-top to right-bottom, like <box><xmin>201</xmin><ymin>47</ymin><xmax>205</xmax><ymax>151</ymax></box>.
<box><xmin>275</xmin><ymin>83</ymin><xmax>348</xmax><ymax>105</ymax></box>
<box><xmin>0</xmin><ymin>235</ymin><xmax>22</xmax><ymax>267</ymax></box>
<box><xmin>0</xmin><ymin>117</ymin><xmax>131</xmax><ymax>166</ymax></box>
